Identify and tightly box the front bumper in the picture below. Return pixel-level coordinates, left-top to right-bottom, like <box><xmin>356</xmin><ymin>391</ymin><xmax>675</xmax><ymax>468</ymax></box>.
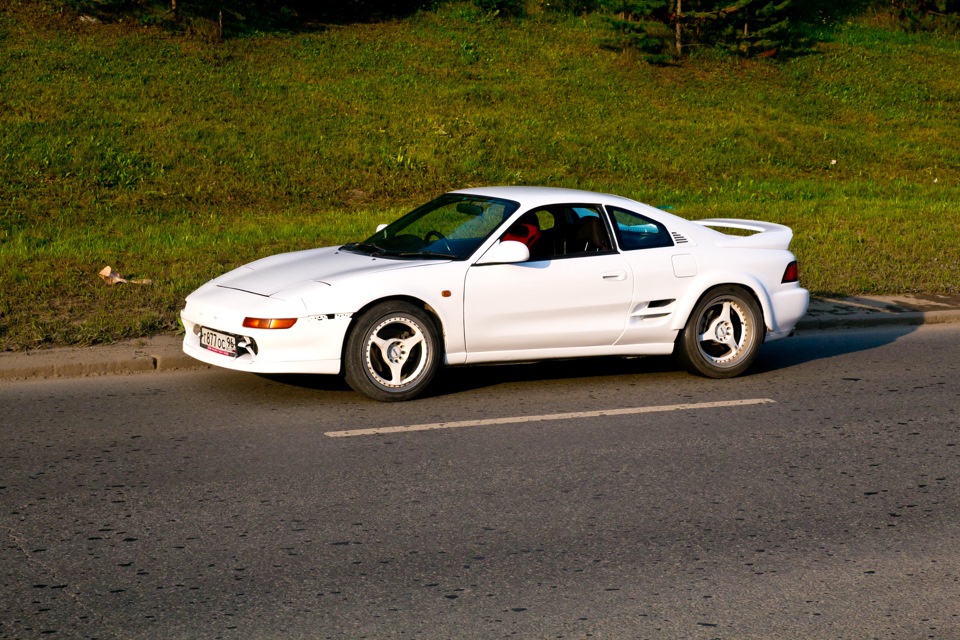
<box><xmin>180</xmin><ymin>294</ymin><xmax>352</xmax><ymax>375</ymax></box>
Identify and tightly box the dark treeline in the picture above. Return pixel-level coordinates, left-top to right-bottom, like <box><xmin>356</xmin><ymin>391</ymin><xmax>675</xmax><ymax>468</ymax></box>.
<box><xmin>54</xmin><ymin>0</ymin><xmax>960</xmax><ymax>58</ymax></box>
<box><xmin>57</xmin><ymin>0</ymin><xmax>434</xmax><ymax>25</ymax></box>
<box><xmin>595</xmin><ymin>0</ymin><xmax>959</xmax><ymax>61</ymax></box>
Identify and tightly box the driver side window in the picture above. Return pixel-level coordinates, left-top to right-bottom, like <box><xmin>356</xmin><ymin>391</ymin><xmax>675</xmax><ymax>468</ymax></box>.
<box><xmin>499</xmin><ymin>205</ymin><xmax>614</xmax><ymax>261</ymax></box>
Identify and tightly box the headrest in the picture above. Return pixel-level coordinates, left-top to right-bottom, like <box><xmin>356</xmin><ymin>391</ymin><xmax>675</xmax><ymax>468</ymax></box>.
<box><xmin>574</xmin><ymin>217</ymin><xmax>610</xmax><ymax>250</ymax></box>
<box><xmin>503</xmin><ymin>222</ymin><xmax>541</xmax><ymax>247</ymax></box>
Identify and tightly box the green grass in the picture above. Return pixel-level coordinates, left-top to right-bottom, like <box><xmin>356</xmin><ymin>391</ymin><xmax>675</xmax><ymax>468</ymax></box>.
<box><xmin>1</xmin><ymin>3</ymin><xmax>959</xmax><ymax>350</ymax></box>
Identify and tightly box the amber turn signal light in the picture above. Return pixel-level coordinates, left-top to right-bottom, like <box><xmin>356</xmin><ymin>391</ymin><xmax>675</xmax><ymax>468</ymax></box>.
<box><xmin>242</xmin><ymin>317</ymin><xmax>298</xmax><ymax>329</ymax></box>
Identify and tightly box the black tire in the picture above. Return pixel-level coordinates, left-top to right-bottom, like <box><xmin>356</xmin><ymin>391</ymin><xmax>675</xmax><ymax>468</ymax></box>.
<box><xmin>344</xmin><ymin>301</ymin><xmax>441</xmax><ymax>402</ymax></box>
<box><xmin>676</xmin><ymin>285</ymin><xmax>764</xmax><ymax>379</ymax></box>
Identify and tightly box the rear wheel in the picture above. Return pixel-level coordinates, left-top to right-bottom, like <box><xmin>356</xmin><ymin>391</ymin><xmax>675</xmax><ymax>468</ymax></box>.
<box><xmin>676</xmin><ymin>286</ymin><xmax>763</xmax><ymax>378</ymax></box>
<box><xmin>344</xmin><ymin>301</ymin><xmax>441</xmax><ymax>402</ymax></box>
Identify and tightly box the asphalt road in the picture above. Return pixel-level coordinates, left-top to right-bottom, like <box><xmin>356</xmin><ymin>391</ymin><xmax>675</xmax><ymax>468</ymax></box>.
<box><xmin>2</xmin><ymin>325</ymin><xmax>958</xmax><ymax>640</ymax></box>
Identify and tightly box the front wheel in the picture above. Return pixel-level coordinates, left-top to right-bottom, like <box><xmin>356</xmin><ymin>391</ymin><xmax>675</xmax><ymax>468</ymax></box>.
<box><xmin>676</xmin><ymin>286</ymin><xmax>763</xmax><ymax>378</ymax></box>
<box><xmin>344</xmin><ymin>301</ymin><xmax>441</xmax><ymax>402</ymax></box>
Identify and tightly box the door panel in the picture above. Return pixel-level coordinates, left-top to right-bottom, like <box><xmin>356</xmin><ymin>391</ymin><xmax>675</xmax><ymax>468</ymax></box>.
<box><xmin>463</xmin><ymin>253</ymin><xmax>633</xmax><ymax>356</ymax></box>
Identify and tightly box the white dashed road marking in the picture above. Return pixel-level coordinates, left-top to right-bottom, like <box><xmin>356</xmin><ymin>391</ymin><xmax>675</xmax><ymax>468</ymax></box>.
<box><xmin>324</xmin><ymin>398</ymin><xmax>776</xmax><ymax>438</ymax></box>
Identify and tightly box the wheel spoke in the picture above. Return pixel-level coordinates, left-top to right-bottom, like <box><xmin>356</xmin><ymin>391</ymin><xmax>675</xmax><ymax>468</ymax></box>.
<box><xmin>385</xmin><ymin>359</ymin><xmax>405</xmax><ymax>385</ymax></box>
<box><xmin>369</xmin><ymin>335</ymin><xmax>392</xmax><ymax>359</ymax></box>
<box><xmin>699</xmin><ymin>302</ymin><xmax>732</xmax><ymax>344</ymax></box>
<box><xmin>716</xmin><ymin>301</ymin><xmax>732</xmax><ymax>325</ymax></box>
<box><xmin>717</xmin><ymin>331</ymin><xmax>738</xmax><ymax>353</ymax></box>
<box><xmin>398</xmin><ymin>331</ymin><xmax>424</xmax><ymax>353</ymax></box>
<box><xmin>699</xmin><ymin>326</ymin><xmax>717</xmax><ymax>344</ymax></box>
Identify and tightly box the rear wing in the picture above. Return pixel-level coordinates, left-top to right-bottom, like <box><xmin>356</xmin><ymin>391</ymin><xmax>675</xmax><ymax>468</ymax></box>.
<box><xmin>692</xmin><ymin>218</ymin><xmax>794</xmax><ymax>250</ymax></box>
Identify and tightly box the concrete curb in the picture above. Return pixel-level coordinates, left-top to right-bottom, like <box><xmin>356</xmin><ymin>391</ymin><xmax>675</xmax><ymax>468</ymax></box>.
<box><xmin>2</xmin><ymin>294</ymin><xmax>958</xmax><ymax>382</ymax></box>
<box><xmin>797</xmin><ymin>293</ymin><xmax>960</xmax><ymax>331</ymax></box>
<box><xmin>0</xmin><ymin>335</ymin><xmax>204</xmax><ymax>382</ymax></box>
<box><xmin>796</xmin><ymin>309</ymin><xmax>960</xmax><ymax>331</ymax></box>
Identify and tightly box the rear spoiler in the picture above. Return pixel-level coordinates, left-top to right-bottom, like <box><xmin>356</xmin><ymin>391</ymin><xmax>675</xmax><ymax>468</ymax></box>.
<box><xmin>692</xmin><ymin>218</ymin><xmax>794</xmax><ymax>250</ymax></box>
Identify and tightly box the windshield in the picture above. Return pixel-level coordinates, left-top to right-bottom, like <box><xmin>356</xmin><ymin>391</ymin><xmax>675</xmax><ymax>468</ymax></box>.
<box><xmin>343</xmin><ymin>194</ymin><xmax>520</xmax><ymax>260</ymax></box>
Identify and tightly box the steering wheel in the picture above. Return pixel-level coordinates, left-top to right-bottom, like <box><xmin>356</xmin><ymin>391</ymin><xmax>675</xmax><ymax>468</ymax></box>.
<box><xmin>424</xmin><ymin>230</ymin><xmax>453</xmax><ymax>254</ymax></box>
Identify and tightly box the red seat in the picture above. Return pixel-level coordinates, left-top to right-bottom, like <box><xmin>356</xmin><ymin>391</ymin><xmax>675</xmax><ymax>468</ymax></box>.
<box><xmin>502</xmin><ymin>221</ymin><xmax>541</xmax><ymax>248</ymax></box>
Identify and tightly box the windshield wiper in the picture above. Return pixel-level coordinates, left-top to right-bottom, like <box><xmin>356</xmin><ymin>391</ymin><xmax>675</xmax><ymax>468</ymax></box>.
<box><xmin>393</xmin><ymin>250</ymin><xmax>458</xmax><ymax>260</ymax></box>
<box><xmin>341</xmin><ymin>241</ymin><xmax>385</xmax><ymax>256</ymax></box>
<box><xmin>341</xmin><ymin>243</ymin><xmax>456</xmax><ymax>260</ymax></box>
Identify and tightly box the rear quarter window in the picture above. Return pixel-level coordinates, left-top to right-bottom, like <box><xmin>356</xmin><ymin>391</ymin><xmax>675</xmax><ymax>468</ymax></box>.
<box><xmin>608</xmin><ymin>206</ymin><xmax>674</xmax><ymax>251</ymax></box>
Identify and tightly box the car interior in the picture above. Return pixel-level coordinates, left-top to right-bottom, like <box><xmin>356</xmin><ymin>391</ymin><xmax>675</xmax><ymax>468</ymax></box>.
<box><xmin>500</xmin><ymin>206</ymin><xmax>615</xmax><ymax>260</ymax></box>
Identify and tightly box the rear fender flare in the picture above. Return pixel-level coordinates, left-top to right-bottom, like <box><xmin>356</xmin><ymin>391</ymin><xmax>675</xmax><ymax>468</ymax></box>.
<box><xmin>670</xmin><ymin>275</ymin><xmax>773</xmax><ymax>334</ymax></box>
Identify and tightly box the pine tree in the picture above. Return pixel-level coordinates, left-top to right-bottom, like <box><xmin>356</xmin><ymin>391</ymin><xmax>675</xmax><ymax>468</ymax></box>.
<box><xmin>598</xmin><ymin>0</ymin><xmax>677</xmax><ymax>63</ymax></box>
<box><xmin>890</xmin><ymin>0</ymin><xmax>960</xmax><ymax>30</ymax></box>
<box><xmin>686</xmin><ymin>0</ymin><xmax>794</xmax><ymax>57</ymax></box>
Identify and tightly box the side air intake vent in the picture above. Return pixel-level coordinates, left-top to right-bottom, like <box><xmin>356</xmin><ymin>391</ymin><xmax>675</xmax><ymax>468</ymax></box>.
<box><xmin>671</xmin><ymin>232</ymin><xmax>689</xmax><ymax>244</ymax></box>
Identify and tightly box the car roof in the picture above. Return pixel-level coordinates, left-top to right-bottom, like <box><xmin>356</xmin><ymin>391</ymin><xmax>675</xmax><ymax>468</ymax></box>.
<box><xmin>450</xmin><ymin>186</ymin><xmax>687</xmax><ymax>224</ymax></box>
<box><xmin>451</xmin><ymin>185</ymin><xmax>623</xmax><ymax>206</ymax></box>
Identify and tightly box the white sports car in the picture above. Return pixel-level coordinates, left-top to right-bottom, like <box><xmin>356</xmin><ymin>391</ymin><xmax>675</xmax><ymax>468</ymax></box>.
<box><xmin>181</xmin><ymin>187</ymin><xmax>809</xmax><ymax>401</ymax></box>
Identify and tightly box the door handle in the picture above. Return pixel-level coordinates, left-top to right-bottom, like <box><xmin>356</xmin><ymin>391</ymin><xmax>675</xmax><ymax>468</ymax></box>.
<box><xmin>602</xmin><ymin>271</ymin><xmax>627</xmax><ymax>281</ymax></box>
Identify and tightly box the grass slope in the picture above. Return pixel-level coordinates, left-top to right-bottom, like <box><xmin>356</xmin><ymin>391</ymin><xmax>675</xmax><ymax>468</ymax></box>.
<box><xmin>1</xmin><ymin>3</ymin><xmax>958</xmax><ymax>350</ymax></box>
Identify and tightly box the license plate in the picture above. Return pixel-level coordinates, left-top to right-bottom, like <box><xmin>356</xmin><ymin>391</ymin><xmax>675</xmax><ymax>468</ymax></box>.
<box><xmin>199</xmin><ymin>327</ymin><xmax>238</xmax><ymax>357</ymax></box>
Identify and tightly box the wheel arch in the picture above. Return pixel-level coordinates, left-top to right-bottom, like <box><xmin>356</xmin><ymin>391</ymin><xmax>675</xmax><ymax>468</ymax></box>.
<box><xmin>673</xmin><ymin>281</ymin><xmax>768</xmax><ymax>378</ymax></box>
<box><xmin>671</xmin><ymin>276</ymin><xmax>772</xmax><ymax>337</ymax></box>
<box><xmin>339</xmin><ymin>295</ymin><xmax>445</xmax><ymax>373</ymax></box>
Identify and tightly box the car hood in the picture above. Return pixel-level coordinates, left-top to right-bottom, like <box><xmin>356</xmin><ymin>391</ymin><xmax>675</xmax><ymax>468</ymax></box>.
<box><xmin>212</xmin><ymin>246</ymin><xmax>443</xmax><ymax>297</ymax></box>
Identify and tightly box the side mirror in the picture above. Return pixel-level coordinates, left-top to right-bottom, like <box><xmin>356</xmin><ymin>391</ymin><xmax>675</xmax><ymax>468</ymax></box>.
<box><xmin>376</xmin><ymin>224</ymin><xmax>388</xmax><ymax>232</ymax></box>
<box><xmin>476</xmin><ymin>240</ymin><xmax>530</xmax><ymax>265</ymax></box>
